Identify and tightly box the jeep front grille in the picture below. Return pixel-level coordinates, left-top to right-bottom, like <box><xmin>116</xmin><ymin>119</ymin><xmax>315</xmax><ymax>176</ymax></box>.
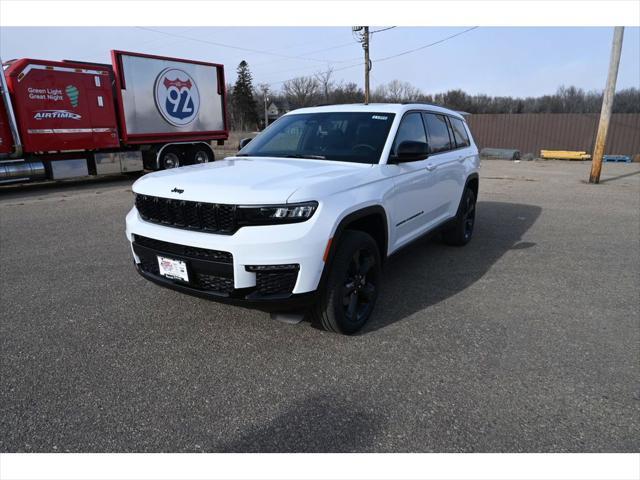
<box><xmin>135</xmin><ymin>194</ymin><xmax>237</xmax><ymax>234</ymax></box>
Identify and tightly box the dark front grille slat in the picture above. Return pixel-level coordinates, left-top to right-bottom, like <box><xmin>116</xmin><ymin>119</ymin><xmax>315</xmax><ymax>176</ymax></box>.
<box><xmin>217</xmin><ymin>205</ymin><xmax>236</xmax><ymax>233</ymax></box>
<box><xmin>135</xmin><ymin>195</ymin><xmax>237</xmax><ymax>234</ymax></box>
<box><xmin>140</xmin><ymin>261</ymin><xmax>160</xmax><ymax>276</ymax></box>
<box><xmin>196</xmin><ymin>273</ymin><xmax>234</xmax><ymax>293</ymax></box>
<box><xmin>200</xmin><ymin>203</ymin><xmax>218</xmax><ymax>231</ymax></box>
<box><xmin>185</xmin><ymin>202</ymin><xmax>200</xmax><ymax>229</ymax></box>
<box><xmin>256</xmin><ymin>271</ymin><xmax>298</xmax><ymax>296</ymax></box>
<box><xmin>133</xmin><ymin>235</ymin><xmax>232</xmax><ymax>263</ymax></box>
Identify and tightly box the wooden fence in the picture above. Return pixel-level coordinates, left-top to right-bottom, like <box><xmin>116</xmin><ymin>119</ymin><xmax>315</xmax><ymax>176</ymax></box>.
<box><xmin>466</xmin><ymin>113</ymin><xmax>640</xmax><ymax>158</ymax></box>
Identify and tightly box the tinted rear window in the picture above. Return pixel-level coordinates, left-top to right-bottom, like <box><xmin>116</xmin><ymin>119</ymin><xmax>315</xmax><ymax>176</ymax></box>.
<box><xmin>449</xmin><ymin>117</ymin><xmax>471</xmax><ymax>148</ymax></box>
<box><xmin>423</xmin><ymin>113</ymin><xmax>453</xmax><ymax>153</ymax></box>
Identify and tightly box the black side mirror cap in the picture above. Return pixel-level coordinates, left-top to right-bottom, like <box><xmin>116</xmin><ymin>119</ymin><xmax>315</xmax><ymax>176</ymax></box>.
<box><xmin>239</xmin><ymin>137</ymin><xmax>253</xmax><ymax>149</ymax></box>
<box><xmin>393</xmin><ymin>140</ymin><xmax>429</xmax><ymax>162</ymax></box>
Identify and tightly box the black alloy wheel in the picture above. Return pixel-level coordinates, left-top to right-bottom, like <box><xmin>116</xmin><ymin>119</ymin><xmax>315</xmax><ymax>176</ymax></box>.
<box><xmin>442</xmin><ymin>187</ymin><xmax>477</xmax><ymax>246</ymax></box>
<box><xmin>311</xmin><ymin>230</ymin><xmax>381</xmax><ymax>334</ymax></box>
<box><xmin>342</xmin><ymin>247</ymin><xmax>377</xmax><ymax>325</ymax></box>
<box><xmin>462</xmin><ymin>190</ymin><xmax>476</xmax><ymax>241</ymax></box>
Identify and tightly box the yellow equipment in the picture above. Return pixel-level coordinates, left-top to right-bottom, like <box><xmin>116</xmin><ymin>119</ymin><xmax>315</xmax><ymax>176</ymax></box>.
<box><xmin>540</xmin><ymin>150</ymin><xmax>592</xmax><ymax>160</ymax></box>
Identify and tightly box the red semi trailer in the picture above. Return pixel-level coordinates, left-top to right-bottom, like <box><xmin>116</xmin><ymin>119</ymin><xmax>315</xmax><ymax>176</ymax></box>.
<box><xmin>0</xmin><ymin>50</ymin><xmax>228</xmax><ymax>184</ymax></box>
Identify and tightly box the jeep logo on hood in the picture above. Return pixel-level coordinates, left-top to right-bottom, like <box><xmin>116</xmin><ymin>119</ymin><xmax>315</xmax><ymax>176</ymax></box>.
<box><xmin>171</xmin><ymin>187</ymin><xmax>184</xmax><ymax>194</ymax></box>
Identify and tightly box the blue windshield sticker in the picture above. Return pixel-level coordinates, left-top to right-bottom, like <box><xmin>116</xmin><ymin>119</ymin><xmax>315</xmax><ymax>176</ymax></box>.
<box><xmin>372</xmin><ymin>115</ymin><xmax>388</xmax><ymax>120</ymax></box>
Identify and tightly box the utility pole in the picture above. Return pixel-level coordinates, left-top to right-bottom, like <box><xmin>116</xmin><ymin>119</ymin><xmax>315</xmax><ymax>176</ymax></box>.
<box><xmin>363</xmin><ymin>26</ymin><xmax>370</xmax><ymax>104</ymax></box>
<box><xmin>259</xmin><ymin>83</ymin><xmax>270</xmax><ymax>130</ymax></box>
<box><xmin>263</xmin><ymin>95</ymin><xmax>269</xmax><ymax>129</ymax></box>
<box><xmin>589</xmin><ymin>26</ymin><xmax>624</xmax><ymax>184</ymax></box>
<box><xmin>352</xmin><ymin>26</ymin><xmax>371</xmax><ymax>104</ymax></box>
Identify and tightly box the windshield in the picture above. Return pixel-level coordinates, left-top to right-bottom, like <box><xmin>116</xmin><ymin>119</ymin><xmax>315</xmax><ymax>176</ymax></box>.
<box><xmin>237</xmin><ymin>112</ymin><xmax>396</xmax><ymax>164</ymax></box>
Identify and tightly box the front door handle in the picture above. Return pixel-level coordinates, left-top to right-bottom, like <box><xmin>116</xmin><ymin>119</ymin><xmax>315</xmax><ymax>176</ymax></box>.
<box><xmin>425</xmin><ymin>163</ymin><xmax>436</xmax><ymax>171</ymax></box>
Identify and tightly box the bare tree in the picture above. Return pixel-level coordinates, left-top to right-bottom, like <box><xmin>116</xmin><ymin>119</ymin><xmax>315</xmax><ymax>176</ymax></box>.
<box><xmin>375</xmin><ymin>80</ymin><xmax>423</xmax><ymax>103</ymax></box>
<box><xmin>402</xmin><ymin>83</ymin><xmax>422</xmax><ymax>102</ymax></box>
<box><xmin>314</xmin><ymin>67</ymin><xmax>334</xmax><ymax>103</ymax></box>
<box><xmin>331</xmin><ymin>81</ymin><xmax>364</xmax><ymax>104</ymax></box>
<box><xmin>267</xmin><ymin>73</ymin><xmax>640</xmax><ymax>115</ymax></box>
<box><xmin>385</xmin><ymin>80</ymin><xmax>405</xmax><ymax>102</ymax></box>
<box><xmin>282</xmin><ymin>76</ymin><xmax>320</xmax><ymax>109</ymax></box>
<box><xmin>371</xmin><ymin>84</ymin><xmax>388</xmax><ymax>102</ymax></box>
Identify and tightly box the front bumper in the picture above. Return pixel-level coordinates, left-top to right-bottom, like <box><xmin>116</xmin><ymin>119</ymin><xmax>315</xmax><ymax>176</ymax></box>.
<box><xmin>135</xmin><ymin>261</ymin><xmax>317</xmax><ymax>312</ymax></box>
<box><xmin>126</xmin><ymin>207</ymin><xmax>328</xmax><ymax>310</ymax></box>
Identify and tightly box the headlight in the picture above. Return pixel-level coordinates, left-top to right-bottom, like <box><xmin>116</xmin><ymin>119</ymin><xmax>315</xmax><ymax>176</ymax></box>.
<box><xmin>237</xmin><ymin>201</ymin><xmax>318</xmax><ymax>226</ymax></box>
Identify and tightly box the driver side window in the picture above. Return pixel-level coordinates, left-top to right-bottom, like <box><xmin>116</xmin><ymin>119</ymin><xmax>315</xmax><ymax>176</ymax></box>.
<box><xmin>391</xmin><ymin>112</ymin><xmax>427</xmax><ymax>159</ymax></box>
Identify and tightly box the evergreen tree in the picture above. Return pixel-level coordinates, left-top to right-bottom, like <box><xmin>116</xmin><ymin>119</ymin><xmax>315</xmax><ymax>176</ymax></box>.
<box><xmin>232</xmin><ymin>61</ymin><xmax>259</xmax><ymax>131</ymax></box>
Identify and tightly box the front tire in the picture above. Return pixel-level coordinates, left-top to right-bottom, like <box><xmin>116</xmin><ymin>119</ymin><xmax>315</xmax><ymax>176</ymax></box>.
<box><xmin>311</xmin><ymin>230</ymin><xmax>381</xmax><ymax>334</ymax></box>
<box><xmin>442</xmin><ymin>187</ymin><xmax>476</xmax><ymax>246</ymax></box>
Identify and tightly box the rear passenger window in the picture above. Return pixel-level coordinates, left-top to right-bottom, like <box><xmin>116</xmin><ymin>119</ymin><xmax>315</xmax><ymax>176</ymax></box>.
<box><xmin>449</xmin><ymin>117</ymin><xmax>471</xmax><ymax>148</ymax></box>
<box><xmin>422</xmin><ymin>113</ymin><xmax>453</xmax><ymax>153</ymax></box>
<box><xmin>392</xmin><ymin>112</ymin><xmax>427</xmax><ymax>156</ymax></box>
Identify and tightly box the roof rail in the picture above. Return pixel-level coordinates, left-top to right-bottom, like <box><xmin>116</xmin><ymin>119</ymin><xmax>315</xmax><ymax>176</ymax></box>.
<box><xmin>400</xmin><ymin>101</ymin><xmax>442</xmax><ymax>107</ymax></box>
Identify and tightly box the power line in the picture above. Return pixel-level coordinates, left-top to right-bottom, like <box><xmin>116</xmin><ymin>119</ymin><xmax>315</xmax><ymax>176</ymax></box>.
<box><xmin>374</xmin><ymin>27</ymin><xmax>479</xmax><ymax>62</ymax></box>
<box><xmin>288</xmin><ymin>40</ymin><xmax>361</xmax><ymax>58</ymax></box>
<box><xmin>251</xmin><ymin>40</ymin><xmax>361</xmax><ymax>68</ymax></box>
<box><xmin>260</xmin><ymin>58</ymin><xmax>357</xmax><ymax>81</ymax></box>
<box><xmin>136</xmin><ymin>27</ymin><xmax>348</xmax><ymax>64</ymax></box>
<box><xmin>265</xmin><ymin>27</ymin><xmax>480</xmax><ymax>88</ymax></box>
<box><xmin>265</xmin><ymin>59</ymin><xmax>365</xmax><ymax>86</ymax></box>
<box><xmin>370</xmin><ymin>26</ymin><xmax>396</xmax><ymax>34</ymax></box>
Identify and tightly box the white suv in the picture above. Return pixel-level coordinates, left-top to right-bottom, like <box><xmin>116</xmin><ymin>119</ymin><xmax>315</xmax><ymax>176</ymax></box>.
<box><xmin>126</xmin><ymin>104</ymin><xmax>479</xmax><ymax>334</ymax></box>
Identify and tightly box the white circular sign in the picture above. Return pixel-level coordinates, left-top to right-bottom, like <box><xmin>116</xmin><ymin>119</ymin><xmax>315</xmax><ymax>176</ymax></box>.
<box><xmin>154</xmin><ymin>68</ymin><xmax>200</xmax><ymax>126</ymax></box>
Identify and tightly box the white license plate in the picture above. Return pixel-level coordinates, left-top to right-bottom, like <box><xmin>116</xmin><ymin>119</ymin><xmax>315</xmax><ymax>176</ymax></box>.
<box><xmin>157</xmin><ymin>256</ymin><xmax>189</xmax><ymax>282</ymax></box>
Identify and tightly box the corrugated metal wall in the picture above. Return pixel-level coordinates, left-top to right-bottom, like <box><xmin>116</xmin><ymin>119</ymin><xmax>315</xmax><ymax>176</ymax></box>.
<box><xmin>466</xmin><ymin>113</ymin><xmax>640</xmax><ymax>157</ymax></box>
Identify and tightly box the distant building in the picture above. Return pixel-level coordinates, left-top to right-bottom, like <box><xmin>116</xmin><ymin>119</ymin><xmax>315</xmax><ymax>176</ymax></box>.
<box><xmin>266</xmin><ymin>101</ymin><xmax>290</xmax><ymax>123</ymax></box>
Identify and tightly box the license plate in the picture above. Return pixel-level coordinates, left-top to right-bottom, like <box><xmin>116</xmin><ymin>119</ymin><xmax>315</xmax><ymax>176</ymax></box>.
<box><xmin>157</xmin><ymin>256</ymin><xmax>189</xmax><ymax>282</ymax></box>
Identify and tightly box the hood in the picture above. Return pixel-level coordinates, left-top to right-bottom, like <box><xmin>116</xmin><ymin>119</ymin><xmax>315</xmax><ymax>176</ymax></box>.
<box><xmin>132</xmin><ymin>156</ymin><xmax>373</xmax><ymax>204</ymax></box>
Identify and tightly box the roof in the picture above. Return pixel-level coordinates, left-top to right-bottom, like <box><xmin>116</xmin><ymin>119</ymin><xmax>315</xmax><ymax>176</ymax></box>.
<box><xmin>287</xmin><ymin>103</ymin><xmax>464</xmax><ymax>120</ymax></box>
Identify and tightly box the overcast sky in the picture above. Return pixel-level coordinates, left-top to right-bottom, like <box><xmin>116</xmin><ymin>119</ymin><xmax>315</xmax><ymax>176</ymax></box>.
<box><xmin>1</xmin><ymin>27</ymin><xmax>638</xmax><ymax>97</ymax></box>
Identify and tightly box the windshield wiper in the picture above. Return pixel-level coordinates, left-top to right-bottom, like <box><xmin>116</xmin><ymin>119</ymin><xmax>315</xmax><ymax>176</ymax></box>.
<box><xmin>284</xmin><ymin>154</ymin><xmax>326</xmax><ymax>160</ymax></box>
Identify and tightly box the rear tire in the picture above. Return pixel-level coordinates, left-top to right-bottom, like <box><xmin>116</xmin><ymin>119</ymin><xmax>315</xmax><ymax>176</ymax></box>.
<box><xmin>159</xmin><ymin>147</ymin><xmax>181</xmax><ymax>170</ymax></box>
<box><xmin>189</xmin><ymin>145</ymin><xmax>214</xmax><ymax>164</ymax></box>
<box><xmin>442</xmin><ymin>187</ymin><xmax>476</xmax><ymax>246</ymax></box>
<box><xmin>311</xmin><ymin>230</ymin><xmax>381</xmax><ymax>334</ymax></box>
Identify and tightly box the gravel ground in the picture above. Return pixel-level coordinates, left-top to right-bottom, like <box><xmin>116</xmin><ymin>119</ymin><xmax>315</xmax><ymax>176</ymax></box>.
<box><xmin>1</xmin><ymin>160</ymin><xmax>638</xmax><ymax>452</ymax></box>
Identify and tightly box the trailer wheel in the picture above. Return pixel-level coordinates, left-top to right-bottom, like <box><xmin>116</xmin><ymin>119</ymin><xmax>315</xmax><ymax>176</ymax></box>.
<box><xmin>159</xmin><ymin>148</ymin><xmax>181</xmax><ymax>169</ymax></box>
<box><xmin>189</xmin><ymin>145</ymin><xmax>214</xmax><ymax>164</ymax></box>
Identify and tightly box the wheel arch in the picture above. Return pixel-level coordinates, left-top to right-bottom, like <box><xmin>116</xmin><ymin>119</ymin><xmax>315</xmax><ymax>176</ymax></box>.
<box><xmin>465</xmin><ymin>172</ymin><xmax>479</xmax><ymax>199</ymax></box>
<box><xmin>327</xmin><ymin>205</ymin><xmax>390</xmax><ymax>268</ymax></box>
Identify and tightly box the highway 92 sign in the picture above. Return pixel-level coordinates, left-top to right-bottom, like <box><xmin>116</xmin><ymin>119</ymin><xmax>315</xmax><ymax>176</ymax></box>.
<box><xmin>154</xmin><ymin>68</ymin><xmax>200</xmax><ymax>127</ymax></box>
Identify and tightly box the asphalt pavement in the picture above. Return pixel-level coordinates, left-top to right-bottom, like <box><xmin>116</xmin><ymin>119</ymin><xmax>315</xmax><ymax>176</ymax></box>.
<box><xmin>1</xmin><ymin>160</ymin><xmax>638</xmax><ymax>452</ymax></box>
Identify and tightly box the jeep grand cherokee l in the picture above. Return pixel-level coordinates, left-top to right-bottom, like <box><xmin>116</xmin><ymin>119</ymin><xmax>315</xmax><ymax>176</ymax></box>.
<box><xmin>126</xmin><ymin>104</ymin><xmax>480</xmax><ymax>334</ymax></box>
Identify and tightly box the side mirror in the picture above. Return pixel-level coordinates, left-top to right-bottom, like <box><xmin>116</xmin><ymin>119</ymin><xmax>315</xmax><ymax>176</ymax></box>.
<box><xmin>392</xmin><ymin>141</ymin><xmax>429</xmax><ymax>163</ymax></box>
<box><xmin>239</xmin><ymin>137</ymin><xmax>253</xmax><ymax>149</ymax></box>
